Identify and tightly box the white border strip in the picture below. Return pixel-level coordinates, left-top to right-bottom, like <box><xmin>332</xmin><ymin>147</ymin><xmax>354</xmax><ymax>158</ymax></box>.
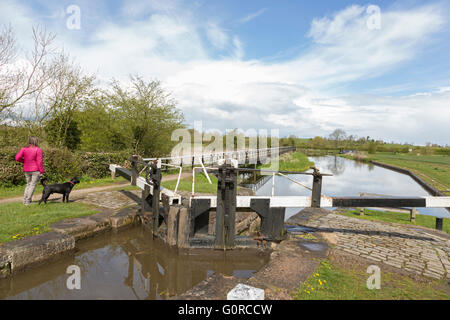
<box><xmin>189</xmin><ymin>195</ymin><xmax>449</xmax><ymax>209</ymax></box>
<box><xmin>425</xmin><ymin>197</ymin><xmax>450</xmax><ymax>208</ymax></box>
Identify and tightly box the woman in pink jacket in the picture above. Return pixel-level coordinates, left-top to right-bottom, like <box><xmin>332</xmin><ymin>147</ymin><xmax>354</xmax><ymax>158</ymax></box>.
<box><xmin>15</xmin><ymin>136</ymin><xmax>45</xmax><ymax>205</ymax></box>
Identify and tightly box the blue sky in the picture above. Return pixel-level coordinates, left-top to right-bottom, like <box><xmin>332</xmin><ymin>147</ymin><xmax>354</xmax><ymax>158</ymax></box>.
<box><xmin>1</xmin><ymin>0</ymin><xmax>450</xmax><ymax>145</ymax></box>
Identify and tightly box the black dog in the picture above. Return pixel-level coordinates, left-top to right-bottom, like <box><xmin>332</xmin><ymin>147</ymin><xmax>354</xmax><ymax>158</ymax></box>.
<box><xmin>39</xmin><ymin>177</ymin><xmax>80</xmax><ymax>204</ymax></box>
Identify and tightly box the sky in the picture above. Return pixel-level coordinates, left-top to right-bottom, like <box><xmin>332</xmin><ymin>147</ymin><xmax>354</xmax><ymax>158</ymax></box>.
<box><xmin>1</xmin><ymin>0</ymin><xmax>449</xmax><ymax>145</ymax></box>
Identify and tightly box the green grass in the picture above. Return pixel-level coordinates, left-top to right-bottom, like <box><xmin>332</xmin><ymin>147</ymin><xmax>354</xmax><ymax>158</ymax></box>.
<box><xmin>162</xmin><ymin>173</ymin><xmax>218</xmax><ymax>194</ymax></box>
<box><xmin>0</xmin><ymin>201</ymin><xmax>99</xmax><ymax>244</ymax></box>
<box><xmin>261</xmin><ymin>151</ymin><xmax>314</xmax><ymax>172</ymax></box>
<box><xmin>294</xmin><ymin>259</ymin><xmax>449</xmax><ymax>300</ymax></box>
<box><xmin>369</xmin><ymin>153</ymin><xmax>450</xmax><ymax>194</ymax></box>
<box><xmin>0</xmin><ymin>176</ymin><xmax>128</xmax><ymax>200</ymax></box>
<box><xmin>337</xmin><ymin>209</ymin><xmax>449</xmax><ymax>234</ymax></box>
<box><xmin>342</xmin><ymin>152</ymin><xmax>450</xmax><ymax>195</ymax></box>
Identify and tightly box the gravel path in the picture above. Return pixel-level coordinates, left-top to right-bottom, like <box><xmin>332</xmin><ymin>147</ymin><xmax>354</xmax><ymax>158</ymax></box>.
<box><xmin>0</xmin><ymin>172</ymin><xmax>192</xmax><ymax>205</ymax></box>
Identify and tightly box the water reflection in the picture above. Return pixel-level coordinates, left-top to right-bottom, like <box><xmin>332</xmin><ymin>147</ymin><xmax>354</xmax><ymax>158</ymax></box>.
<box><xmin>253</xmin><ymin>156</ymin><xmax>449</xmax><ymax>219</ymax></box>
<box><xmin>0</xmin><ymin>227</ymin><xmax>269</xmax><ymax>300</ymax></box>
<box><xmin>325</xmin><ymin>156</ymin><xmax>346</xmax><ymax>176</ymax></box>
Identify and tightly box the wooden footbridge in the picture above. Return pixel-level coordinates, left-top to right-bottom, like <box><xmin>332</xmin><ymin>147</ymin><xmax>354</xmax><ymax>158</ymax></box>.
<box><xmin>110</xmin><ymin>147</ymin><xmax>450</xmax><ymax>250</ymax></box>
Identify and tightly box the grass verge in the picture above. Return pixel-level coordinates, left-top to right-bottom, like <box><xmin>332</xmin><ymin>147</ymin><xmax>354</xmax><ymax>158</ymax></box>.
<box><xmin>336</xmin><ymin>208</ymin><xmax>449</xmax><ymax>234</ymax></box>
<box><xmin>341</xmin><ymin>152</ymin><xmax>450</xmax><ymax>195</ymax></box>
<box><xmin>0</xmin><ymin>201</ymin><xmax>99</xmax><ymax>244</ymax></box>
<box><xmin>162</xmin><ymin>173</ymin><xmax>218</xmax><ymax>194</ymax></box>
<box><xmin>261</xmin><ymin>151</ymin><xmax>314</xmax><ymax>172</ymax></box>
<box><xmin>294</xmin><ymin>258</ymin><xmax>449</xmax><ymax>300</ymax></box>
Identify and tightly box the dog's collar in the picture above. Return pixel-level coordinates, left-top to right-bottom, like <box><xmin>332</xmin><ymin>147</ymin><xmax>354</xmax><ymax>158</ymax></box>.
<box><xmin>68</xmin><ymin>181</ymin><xmax>75</xmax><ymax>185</ymax></box>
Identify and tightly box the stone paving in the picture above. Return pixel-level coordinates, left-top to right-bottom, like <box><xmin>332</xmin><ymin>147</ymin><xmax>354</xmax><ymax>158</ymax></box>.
<box><xmin>78</xmin><ymin>190</ymin><xmax>141</xmax><ymax>209</ymax></box>
<box><xmin>298</xmin><ymin>212</ymin><xmax>450</xmax><ymax>280</ymax></box>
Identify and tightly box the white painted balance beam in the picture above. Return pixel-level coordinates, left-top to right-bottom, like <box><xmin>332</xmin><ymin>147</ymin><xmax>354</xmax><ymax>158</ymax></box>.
<box><xmin>189</xmin><ymin>195</ymin><xmax>450</xmax><ymax>209</ymax></box>
<box><xmin>109</xmin><ymin>164</ymin><xmax>181</xmax><ymax>205</ymax></box>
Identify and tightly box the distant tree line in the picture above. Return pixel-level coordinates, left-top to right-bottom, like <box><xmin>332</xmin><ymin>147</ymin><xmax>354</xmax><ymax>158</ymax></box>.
<box><xmin>279</xmin><ymin>129</ymin><xmax>449</xmax><ymax>155</ymax></box>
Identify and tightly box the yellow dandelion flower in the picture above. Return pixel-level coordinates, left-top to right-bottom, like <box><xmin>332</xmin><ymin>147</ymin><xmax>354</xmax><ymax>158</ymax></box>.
<box><xmin>323</xmin><ymin>280</ymin><xmax>327</xmax><ymax>283</ymax></box>
<box><xmin>319</xmin><ymin>280</ymin><xmax>323</xmax><ymax>285</ymax></box>
<box><xmin>311</xmin><ymin>287</ymin><xmax>314</xmax><ymax>291</ymax></box>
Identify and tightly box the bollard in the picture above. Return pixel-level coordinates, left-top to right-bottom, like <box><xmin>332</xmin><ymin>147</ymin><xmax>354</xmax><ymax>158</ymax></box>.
<box><xmin>360</xmin><ymin>208</ymin><xmax>364</xmax><ymax>216</ymax></box>
<box><xmin>311</xmin><ymin>167</ymin><xmax>322</xmax><ymax>208</ymax></box>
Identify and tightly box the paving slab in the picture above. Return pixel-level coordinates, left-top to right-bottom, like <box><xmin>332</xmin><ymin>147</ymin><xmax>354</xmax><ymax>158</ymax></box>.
<box><xmin>289</xmin><ymin>208</ymin><xmax>450</xmax><ymax>280</ymax></box>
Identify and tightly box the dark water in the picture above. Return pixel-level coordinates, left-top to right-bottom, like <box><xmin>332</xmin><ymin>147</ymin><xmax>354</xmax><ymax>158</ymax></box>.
<box><xmin>0</xmin><ymin>226</ymin><xmax>269</xmax><ymax>300</ymax></box>
<box><xmin>253</xmin><ymin>156</ymin><xmax>449</xmax><ymax>220</ymax></box>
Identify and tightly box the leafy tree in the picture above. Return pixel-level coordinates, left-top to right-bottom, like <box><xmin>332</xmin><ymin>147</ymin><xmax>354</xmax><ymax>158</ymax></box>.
<box><xmin>41</xmin><ymin>53</ymin><xmax>96</xmax><ymax>149</ymax></box>
<box><xmin>45</xmin><ymin>114</ymin><xmax>81</xmax><ymax>150</ymax></box>
<box><xmin>74</xmin><ymin>97</ymin><xmax>126</xmax><ymax>152</ymax></box>
<box><xmin>106</xmin><ymin>76</ymin><xmax>184</xmax><ymax>156</ymax></box>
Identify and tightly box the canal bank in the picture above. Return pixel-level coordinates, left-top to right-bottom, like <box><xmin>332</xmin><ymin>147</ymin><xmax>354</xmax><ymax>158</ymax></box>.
<box><xmin>172</xmin><ymin>206</ymin><xmax>450</xmax><ymax>299</ymax></box>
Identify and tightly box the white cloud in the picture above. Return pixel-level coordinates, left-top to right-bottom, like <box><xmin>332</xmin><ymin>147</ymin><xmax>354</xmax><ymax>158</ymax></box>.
<box><xmin>1</xmin><ymin>1</ymin><xmax>449</xmax><ymax>145</ymax></box>
<box><xmin>239</xmin><ymin>8</ymin><xmax>268</xmax><ymax>24</ymax></box>
<box><xmin>205</xmin><ymin>23</ymin><xmax>229</xmax><ymax>49</ymax></box>
<box><xmin>232</xmin><ymin>36</ymin><xmax>244</xmax><ymax>60</ymax></box>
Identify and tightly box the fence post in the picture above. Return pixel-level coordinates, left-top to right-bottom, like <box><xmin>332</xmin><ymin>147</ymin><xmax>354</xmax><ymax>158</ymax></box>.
<box><xmin>130</xmin><ymin>155</ymin><xmax>139</xmax><ymax>186</ymax></box>
<box><xmin>410</xmin><ymin>208</ymin><xmax>417</xmax><ymax>223</ymax></box>
<box><xmin>311</xmin><ymin>167</ymin><xmax>322</xmax><ymax>208</ymax></box>
<box><xmin>150</xmin><ymin>160</ymin><xmax>162</xmax><ymax>236</ymax></box>
<box><xmin>215</xmin><ymin>163</ymin><xmax>237</xmax><ymax>250</ymax></box>
<box><xmin>360</xmin><ymin>208</ymin><xmax>364</xmax><ymax>216</ymax></box>
<box><xmin>436</xmin><ymin>218</ymin><xmax>443</xmax><ymax>231</ymax></box>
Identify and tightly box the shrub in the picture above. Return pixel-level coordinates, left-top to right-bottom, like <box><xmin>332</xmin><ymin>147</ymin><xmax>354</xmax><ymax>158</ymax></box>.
<box><xmin>434</xmin><ymin>148</ymin><xmax>450</xmax><ymax>156</ymax></box>
<box><xmin>76</xmin><ymin>151</ymin><xmax>130</xmax><ymax>178</ymax></box>
<box><xmin>0</xmin><ymin>147</ymin><xmax>132</xmax><ymax>187</ymax></box>
<box><xmin>0</xmin><ymin>146</ymin><xmax>26</xmax><ymax>187</ymax></box>
<box><xmin>368</xmin><ymin>142</ymin><xmax>377</xmax><ymax>154</ymax></box>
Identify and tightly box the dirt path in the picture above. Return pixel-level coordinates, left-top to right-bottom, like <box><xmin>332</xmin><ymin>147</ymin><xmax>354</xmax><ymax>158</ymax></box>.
<box><xmin>0</xmin><ymin>172</ymin><xmax>192</xmax><ymax>205</ymax></box>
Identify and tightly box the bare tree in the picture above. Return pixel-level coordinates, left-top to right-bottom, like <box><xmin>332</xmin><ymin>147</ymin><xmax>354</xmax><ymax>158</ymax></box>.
<box><xmin>0</xmin><ymin>25</ymin><xmax>16</xmax><ymax>67</ymax></box>
<box><xmin>39</xmin><ymin>52</ymin><xmax>96</xmax><ymax>147</ymax></box>
<box><xmin>329</xmin><ymin>129</ymin><xmax>347</xmax><ymax>149</ymax></box>
<box><xmin>0</xmin><ymin>25</ymin><xmax>55</xmax><ymax>115</ymax></box>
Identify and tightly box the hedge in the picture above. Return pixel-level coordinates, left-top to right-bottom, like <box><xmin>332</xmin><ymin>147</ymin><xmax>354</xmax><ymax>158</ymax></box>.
<box><xmin>0</xmin><ymin>147</ymin><xmax>131</xmax><ymax>187</ymax></box>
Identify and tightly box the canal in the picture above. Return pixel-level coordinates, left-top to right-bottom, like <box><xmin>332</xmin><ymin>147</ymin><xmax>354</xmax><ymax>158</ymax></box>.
<box><xmin>251</xmin><ymin>155</ymin><xmax>450</xmax><ymax>220</ymax></box>
<box><xmin>0</xmin><ymin>226</ymin><xmax>269</xmax><ymax>300</ymax></box>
